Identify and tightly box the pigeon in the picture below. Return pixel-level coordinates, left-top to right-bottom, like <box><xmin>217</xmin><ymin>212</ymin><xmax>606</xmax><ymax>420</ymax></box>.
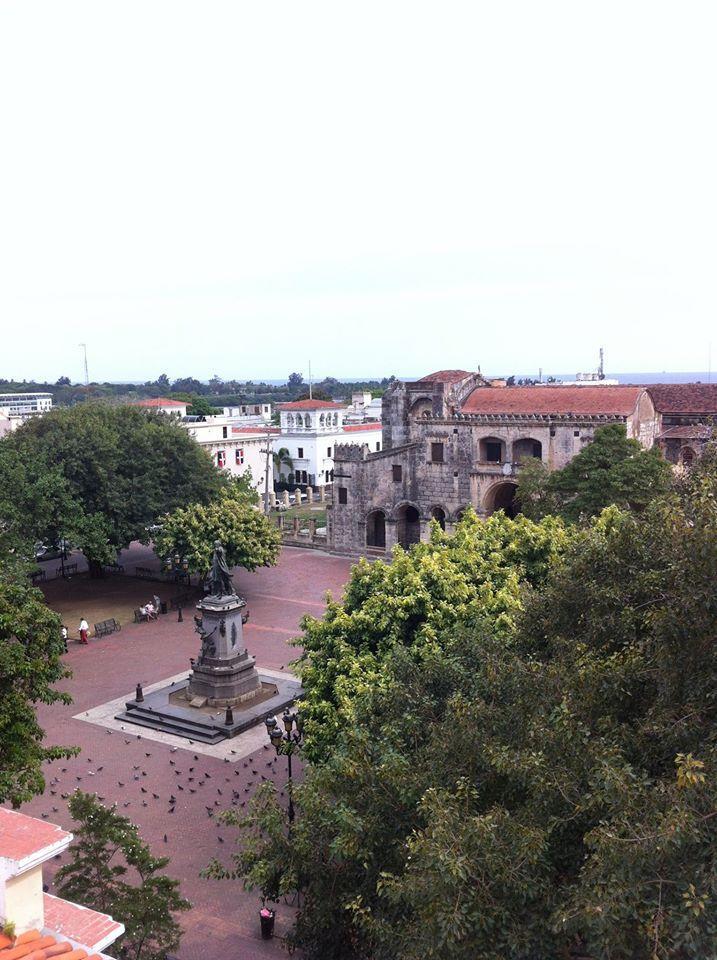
<box><xmin>141</xmin><ymin>787</ymin><xmax>147</xmax><ymax>793</ymax></box>
<box><xmin>52</xmin><ymin>806</ymin><xmax>58</xmax><ymax>813</ymax></box>
<box><xmin>142</xmin><ymin>801</ymin><xmax>148</xmax><ymax>807</ymax></box>
<box><xmin>168</xmin><ymin>807</ymin><xmax>175</xmax><ymax>814</ymax></box>
<box><xmin>123</xmin><ymin>802</ymin><xmax>131</xmax><ymax>807</ymax></box>
<box><xmin>118</xmin><ymin>781</ymin><xmax>124</xmax><ymax>787</ymax></box>
<box><xmin>189</xmin><ymin>767</ymin><xmax>194</xmax><ymax>772</ymax></box>
<box><xmin>193</xmin><ymin>755</ymin><xmax>198</xmax><ymax>760</ymax></box>
<box><xmin>218</xmin><ymin>836</ymin><xmax>224</xmax><ymax>843</ymax></box>
<box><xmin>189</xmin><ymin>789</ymin><xmax>196</xmax><ymax>794</ymax></box>
<box><xmin>169</xmin><ymin>760</ymin><xmax>175</xmax><ymax>766</ymax></box>
<box><xmin>231</xmin><ymin>749</ymin><xmax>237</xmax><ymax>755</ymax></box>
<box><xmin>153</xmin><ymin>793</ymin><xmax>160</xmax><ymax>800</ymax></box>
<box><xmin>169</xmin><ymin>795</ymin><xmax>176</xmax><ymax>804</ymax></box>
<box><xmin>163</xmin><ymin>834</ymin><xmax>168</xmax><ymax>843</ymax></box>
<box><xmin>50</xmin><ymin>790</ymin><xmax>56</xmax><ymax>796</ymax></box>
<box><xmin>170</xmin><ymin>747</ymin><xmax>178</xmax><ymax>753</ymax></box>
<box><xmin>145</xmin><ymin>752</ymin><xmax>151</xmax><ymax>757</ymax></box>
<box><xmin>204</xmin><ymin>773</ymin><xmax>211</xmax><ymax>779</ymax></box>
<box><xmin>125</xmin><ymin>739</ymin><xmax>131</xmax><ymax>745</ymax></box>
<box><xmin>41</xmin><ymin>813</ymin><xmax>49</xmax><ymax>818</ymax></box>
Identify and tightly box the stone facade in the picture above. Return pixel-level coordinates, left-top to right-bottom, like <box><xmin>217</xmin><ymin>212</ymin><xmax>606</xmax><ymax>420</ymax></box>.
<box><xmin>328</xmin><ymin>371</ymin><xmax>659</xmax><ymax>556</ymax></box>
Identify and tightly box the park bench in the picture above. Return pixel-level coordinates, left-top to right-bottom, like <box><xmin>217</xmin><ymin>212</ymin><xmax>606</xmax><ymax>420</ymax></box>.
<box><xmin>30</xmin><ymin>569</ymin><xmax>46</xmax><ymax>584</ymax></box>
<box><xmin>102</xmin><ymin>562</ymin><xmax>125</xmax><ymax>575</ymax></box>
<box><xmin>134</xmin><ymin>566</ymin><xmax>157</xmax><ymax>580</ymax></box>
<box><xmin>56</xmin><ymin>562</ymin><xmax>78</xmax><ymax>578</ymax></box>
<box><xmin>94</xmin><ymin>618</ymin><xmax>121</xmax><ymax>638</ymax></box>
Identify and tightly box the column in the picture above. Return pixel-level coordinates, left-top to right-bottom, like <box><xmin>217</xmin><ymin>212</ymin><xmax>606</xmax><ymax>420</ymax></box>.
<box><xmin>306</xmin><ymin>485</ymin><xmax>313</xmax><ymax>504</ymax></box>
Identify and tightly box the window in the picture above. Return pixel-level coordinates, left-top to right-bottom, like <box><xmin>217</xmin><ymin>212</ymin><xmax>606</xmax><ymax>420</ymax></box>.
<box><xmin>431</xmin><ymin>442</ymin><xmax>444</xmax><ymax>463</ymax></box>
<box><xmin>376</xmin><ymin>442</ymin><xmax>381</xmax><ymax>451</ymax></box>
<box><xmin>298</xmin><ymin>447</ymin><xmax>304</xmax><ymax>459</ymax></box>
<box><xmin>392</xmin><ymin>464</ymin><xmax>402</xmax><ymax>482</ymax></box>
<box><xmin>216</xmin><ymin>450</ymin><xmax>226</xmax><ymax>468</ymax></box>
<box><xmin>235</xmin><ymin>448</ymin><xmax>244</xmax><ymax>465</ymax></box>
<box><xmin>338</xmin><ymin>487</ymin><xmax>348</xmax><ymax>504</ymax></box>
<box><xmin>222</xmin><ymin>426</ymin><xmax>228</xmax><ymax>439</ymax></box>
<box><xmin>485</xmin><ymin>441</ymin><xmax>502</xmax><ymax>463</ymax></box>
<box><xmin>574</xmin><ymin>430</ymin><xmax>580</xmax><ymax>437</ymax></box>
<box><xmin>327</xmin><ymin>446</ymin><xmax>332</xmax><ymax>457</ymax></box>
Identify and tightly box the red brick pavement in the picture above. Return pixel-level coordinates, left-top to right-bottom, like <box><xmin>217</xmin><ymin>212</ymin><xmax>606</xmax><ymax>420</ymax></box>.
<box><xmin>15</xmin><ymin>546</ymin><xmax>353</xmax><ymax>960</ymax></box>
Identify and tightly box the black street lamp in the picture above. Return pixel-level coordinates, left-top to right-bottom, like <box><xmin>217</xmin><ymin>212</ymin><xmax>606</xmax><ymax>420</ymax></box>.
<box><xmin>164</xmin><ymin>554</ymin><xmax>190</xmax><ymax>619</ymax></box>
<box><xmin>265</xmin><ymin>709</ymin><xmax>303</xmax><ymax>825</ymax></box>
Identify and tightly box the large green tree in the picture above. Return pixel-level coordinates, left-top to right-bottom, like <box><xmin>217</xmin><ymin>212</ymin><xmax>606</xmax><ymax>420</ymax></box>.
<box><xmin>56</xmin><ymin>792</ymin><xmax>190</xmax><ymax>960</ymax></box>
<box><xmin>210</xmin><ymin>446</ymin><xmax>717</xmax><ymax>959</ymax></box>
<box><xmin>0</xmin><ymin>566</ymin><xmax>75</xmax><ymax>808</ymax></box>
<box><xmin>153</xmin><ymin>487</ymin><xmax>281</xmax><ymax>577</ymax></box>
<box><xmin>517</xmin><ymin>423</ymin><xmax>671</xmax><ymax>523</ymax></box>
<box><xmin>0</xmin><ymin>403</ymin><xmax>224</xmax><ymax>575</ymax></box>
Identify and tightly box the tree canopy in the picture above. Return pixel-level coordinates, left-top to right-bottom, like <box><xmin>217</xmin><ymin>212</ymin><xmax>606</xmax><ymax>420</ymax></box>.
<box><xmin>0</xmin><ymin>403</ymin><xmax>224</xmax><ymax>573</ymax></box>
<box><xmin>0</xmin><ymin>565</ymin><xmax>75</xmax><ymax>808</ymax></box>
<box><xmin>153</xmin><ymin>486</ymin><xmax>281</xmax><ymax>576</ymax></box>
<box><xmin>56</xmin><ymin>791</ymin><xmax>190</xmax><ymax>960</ymax></box>
<box><xmin>517</xmin><ymin>423</ymin><xmax>671</xmax><ymax>523</ymax></box>
<box><xmin>211</xmin><ymin>446</ymin><xmax>717</xmax><ymax>959</ymax></box>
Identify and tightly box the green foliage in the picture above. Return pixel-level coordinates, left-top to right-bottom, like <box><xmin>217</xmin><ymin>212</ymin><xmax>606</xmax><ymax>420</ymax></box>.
<box><xmin>0</xmin><ymin>570</ymin><xmax>76</xmax><ymax>808</ymax></box>
<box><xmin>0</xmin><ymin>403</ymin><xmax>224</xmax><ymax>572</ymax></box>
<box><xmin>56</xmin><ymin>792</ymin><xmax>190</xmax><ymax>960</ymax></box>
<box><xmin>185</xmin><ymin>395</ymin><xmax>222</xmax><ymax>417</ymax></box>
<box><xmin>153</xmin><ymin>487</ymin><xmax>281</xmax><ymax>576</ymax></box>
<box><xmin>273</xmin><ymin>446</ymin><xmax>293</xmax><ymax>478</ymax></box>
<box><xmin>517</xmin><ymin>423</ymin><xmax>671</xmax><ymax>522</ymax></box>
<box><xmin>220</xmin><ymin>448</ymin><xmax>717</xmax><ymax>959</ymax></box>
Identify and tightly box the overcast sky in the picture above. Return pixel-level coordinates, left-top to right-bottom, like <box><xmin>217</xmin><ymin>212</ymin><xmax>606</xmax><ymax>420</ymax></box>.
<box><xmin>1</xmin><ymin>1</ymin><xmax>715</xmax><ymax>383</ymax></box>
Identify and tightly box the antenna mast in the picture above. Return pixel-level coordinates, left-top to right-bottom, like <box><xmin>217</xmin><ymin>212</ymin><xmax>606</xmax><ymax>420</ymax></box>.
<box><xmin>598</xmin><ymin>346</ymin><xmax>604</xmax><ymax>380</ymax></box>
<box><xmin>79</xmin><ymin>343</ymin><xmax>89</xmax><ymax>386</ymax></box>
<box><xmin>309</xmin><ymin>361</ymin><xmax>312</xmax><ymax>400</ymax></box>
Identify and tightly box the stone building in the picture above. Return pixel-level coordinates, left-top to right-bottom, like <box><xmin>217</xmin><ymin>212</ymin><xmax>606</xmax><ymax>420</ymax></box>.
<box><xmin>647</xmin><ymin>384</ymin><xmax>717</xmax><ymax>466</ymax></box>
<box><xmin>328</xmin><ymin>370</ymin><xmax>659</xmax><ymax>555</ymax></box>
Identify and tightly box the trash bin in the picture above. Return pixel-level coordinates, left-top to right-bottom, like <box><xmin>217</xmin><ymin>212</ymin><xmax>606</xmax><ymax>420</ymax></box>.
<box><xmin>160</xmin><ymin>600</ymin><xmax>168</xmax><ymax>615</ymax></box>
<box><xmin>259</xmin><ymin>908</ymin><xmax>275</xmax><ymax>939</ymax></box>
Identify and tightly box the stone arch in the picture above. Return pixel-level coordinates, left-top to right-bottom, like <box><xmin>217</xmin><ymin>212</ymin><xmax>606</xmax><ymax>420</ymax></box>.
<box><xmin>305</xmin><ymin>414</ymin><xmax>312</xmax><ymax>428</ymax></box>
<box><xmin>408</xmin><ymin>396</ymin><xmax>433</xmax><ymax>418</ymax></box>
<box><xmin>393</xmin><ymin>501</ymin><xmax>421</xmax><ymax>548</ymax></box>
<box><xmin>680</xmin><ymin>445</ymin><xmax>696</xmax><ymax>466</ymax></box>
<box><xmin>479</xmin><ymin>436</ymin><xmax>506</xmax><ymax>463</ymax></box>
<box><xmin>484</xmin><ymin>480</ymin><xmax>520</xmax><ymax>518</ymax></box>
<box><xmin>333</xmin><ymin>412</ymin><xmax>338</xmax><ymax>426</ymax></box>
<box><xmin>319</xmin><ymin>413</ymin><xmax>325</xmax><ymax>427</ymax></box>
<box><xmin>296</xmin><ymin>413</ymin><xmax>303</xmax><ymax>428</ymax></box>
<box><xmin>287</xmin><ymin>413</ymin><xmax>294</xmax><ymax>428</ymax></box>
<box><xmin>512</xmin><ymin>437</ymin><xmax>543</xmax><ymax>462</ymax></box>
<box><xmin>366</xmin><ymin>509</ymin><xmax>387</xmax><ymax>548</ymax></box>
<box><xmin>428</xmin><ymin>505</ymin><xmax>447</xmax><ymax>530</ymax></box>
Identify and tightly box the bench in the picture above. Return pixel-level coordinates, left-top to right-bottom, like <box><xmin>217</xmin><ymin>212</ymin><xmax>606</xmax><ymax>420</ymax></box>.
<box><xmin>134</xmin><ymin>566</ymin><xmax>157</xmax><ymax>580</ymax></box>
<box><xmin>30</xmin><ymin>569</ymin><xmax>46</xmax><ymax>584</ymax></box>
<box><xmin>102</xmin><ymin>562</ymin><xmax>125</xmax><ymax>575</ymax></box>
<box><xmin>56</xmin><ymin>562</ymin><xmax>78</xmax><ymax>578</ymax></box>
<box><xmin>94</xmin><ymin>618</ymin><xmax>121</xmax><ymax>638</ymax></box>
<box><xmin>134</xmin><ymin>608</ymin><xmax>149</xmax><ymax>623</ymax></box>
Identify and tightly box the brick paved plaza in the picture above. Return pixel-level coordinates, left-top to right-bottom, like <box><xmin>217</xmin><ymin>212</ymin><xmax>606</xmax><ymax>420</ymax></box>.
<box><xmin>24</xmin><ymin>545</ymin><xmax>354</xmax><ymax>960</ymax></box>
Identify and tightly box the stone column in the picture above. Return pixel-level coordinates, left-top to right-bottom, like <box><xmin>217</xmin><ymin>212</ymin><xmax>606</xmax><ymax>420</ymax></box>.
<box><xmin>306</xmin><ymin>485</ymin><xmax>313</xmax><ymax>504</ymax></box>
<box><xmin>282</xmin><ymin>489</ymin><xmax>291</xmax><ymax>508</ymax></box>
<box><xmin>277</xmin><ymin>515</ymin><xmax>284</xmax><ymax>530</ymax></box>
<box><xmin>308</xmin><ymin>519</ymin><xmax>317</xmax><ymax>540</ymax></box>
<box><xmin>293</xmin><ymin>517</ymin><xmax>301</xmax><ymax>537</ymax></box>
<box><xmin>319</xmin><ymin>485</ymin><xmax>326</xmax><ymax>502</ymax></box>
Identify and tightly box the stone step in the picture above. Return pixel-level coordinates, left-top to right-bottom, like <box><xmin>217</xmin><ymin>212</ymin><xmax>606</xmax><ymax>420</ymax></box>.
<box><xmin>119</xmin><ymin>705</ymin><xmax>228</xmax><ymax>743</ymax></box>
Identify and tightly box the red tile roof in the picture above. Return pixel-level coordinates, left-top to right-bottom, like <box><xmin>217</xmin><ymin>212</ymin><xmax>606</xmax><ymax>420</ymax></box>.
<box><xmin>657</xmin><ymin>424</ymin><xmax>712</xmax><ymax>440</ymax></box>
<box><xmin>461</xmin><ymin>385</ymin><xmax>643</xmax><ymax>416</ymax></box>
<box><xmin>647</xmin><ymin>384</ymin><xmax>717</xmax><ymax>415</ymax></box>
<box><xmin>43</xmin><ymin>895</ymin><xmax>124</xmax><ymax>953</ymax></box>
<box><xmin>0</xmin><ymin>809</ymin><xmax>71</xmax><ymax>864</ymax></box>
<box><xmin>278</xmin><ymin>400</ymin><xmax>344</xmax><ymax>410</ymax></box>
<box><xmin>131</xmin><ymin>398</ymin><xmax>186</xmax><ymax>408</ymax></box>
<box><xmin>417</xmin><ymin>370</ymin><xmax>474</xmax><ymax>384</ymax></box>
<box><xmin>342</xmin><ymin>423</ymin><xmax>382</xmax><ymax>432</ymax></box>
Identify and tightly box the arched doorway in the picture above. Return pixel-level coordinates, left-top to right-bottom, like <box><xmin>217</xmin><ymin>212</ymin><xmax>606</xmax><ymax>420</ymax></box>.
<box><xmin>396</xmin><ymin>504</ymin><xmax>421</xmax><ymax>548</ymax></box>
<box><xmin>430</xmin><ymin>506</ymin><xmax>446</xmax><ymax>530</ymax></box>
<box><xmin>366</xmin><ymin>510</ymin><xmax>386</xmax><ymax>548</ymax></box>
<box><xmin>680</xmin><ymin>446</ymin><xmax>696</xmax><ymax>466</ymax></box>
<box><xmin>485</xmin><ymin>481</ymin><xmax>520</xmax><ymax>519</ymax></box>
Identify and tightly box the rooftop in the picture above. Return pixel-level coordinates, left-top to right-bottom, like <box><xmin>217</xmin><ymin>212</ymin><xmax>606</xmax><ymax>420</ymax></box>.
<box><xmin>342</xmin><ymin>422</ymin><xmax>382</xmax><ymax>432</ymax></box>
<box><xmin>278</xmin><ymin>400</ymin><xmax>344</xmax><ymax>411</ymax></box>
<box><xmin>417</xmin><ymin>369</ymin><xmax>474</xmax><ymax>384</ymax></box>
<box><xmin>461</xmin><ymin>385</ymin><xmax>643</xmax><ymax>416</ymax></box>
<box><xmin>43</xmin><ymin>894</ymin><xmax>124</xmax><ymax>953</ymax></box>
<box><xmin>131</xmin><ymin>398</ymin><xmax>186</xmax><ymax>408</ymax></box>
<box><xmin>0</xmin><ymin>808</ymin><xmax>71</xmax><ymax>867</ymax></box>
<box><xmin>647</xmin><ymin>383</ymin><xmax>717</xmax><ymax>415</ymax></box>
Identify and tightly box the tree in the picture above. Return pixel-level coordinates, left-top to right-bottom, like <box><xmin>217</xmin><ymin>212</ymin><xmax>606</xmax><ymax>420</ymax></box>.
<box><xmin>55</xmin><ymin>375</ymin><xmax>71</xmax><ymax>386</ymax></box>
<box><xmin>171</xmin><ymin>376</ymin><xmax>206</xmax><ymax>395</ymax></box>
<box><xmin>213</xmin><ymin>448</ymin><xmax>717</xmax><ymax>959</ymax></box>
<box><xmin>517</xmin><ymin>423</ymin><xmax>671</xmax><ymax>522</ymax></box>
<box><xmin>273</xmin><ymin>446</ymin><xmax>293</xmax><ymax>479</ymax></box>
<box><xmin>0</xmin><ymin>569</ymin><xmax>75</xmax><ymax>808</ymax></box>
<box><xmin>56</xmin><ymin>792</ymin><xmax>190</xmax><ymax>960</ymax></box>
<box><xmin>153</xmin><ymin>488</ymin><xmax>281</xmax><ymax>577</ymax></box>
<box><xmin>185</xmin><ymin>395</ymin><xmax>222</xmax><ymax>417</ymax></box>
<box><xmin>296</xmin><ymin>389</ymin><xmax>333</xmax><ymax>403</ymax></box>
<box><xmin>0</xmin><ymin>403</ymin><xmax>225</xmax><ymax>576</ymax></box>
<box><xmin>155</xmin><ymin>373</ymin><xmax>170</xmax><ymax>390</ymax></box>
<box><xmin>288</xmin><ymin>373</ymin><xmax>304</xmax><ymax>389</ymax></box>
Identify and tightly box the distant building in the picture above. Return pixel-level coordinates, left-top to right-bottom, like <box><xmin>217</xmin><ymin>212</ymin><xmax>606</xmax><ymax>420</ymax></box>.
<box><xmin>0</xmin><ymin>392</ymin><xmax>53</xmax><ymax>434</ymax></box>
<box><xmin>0</xmin><ymin>807</ymin><xmax>124</xmax><ymax>957</ymax></box>
<box><xmin>181</xmin><ymin>417</ymin><xmax>278</xmax><ymax>496</ymax></box>
<box><xmin>222</xmin><ymin>403</ymin><xmax>272</xmax><ymax>423</ymax></box>
<box><xmin>648</xmin><ymin>384</ymin><xmax>717</xmax><ymax>465</ymax></box>
<box><xmin>130</xmin><ymin>397</ymin><xmax>188</xmax><ymax>417</ymax></box>
<box><xmin>329</xmin><ymin>369</ymin><xmax>663</xmax><ymax>555</ymax></box>
<box><xmin>276</xmin><ymin>400</ymin><xmax>382</xmax><ymax>488</ymax></box>
<box><xmin>344</xmin><ymin>392</ymin><xmax>382</xmax><ymax>423</ymax></box>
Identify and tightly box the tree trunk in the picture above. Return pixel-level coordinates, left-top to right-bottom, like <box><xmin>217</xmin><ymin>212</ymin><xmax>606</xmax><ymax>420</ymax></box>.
<box><xmin>88</xmin><ymin>558</ymin><xmax>105</xmax><ymax>579</ymax></box>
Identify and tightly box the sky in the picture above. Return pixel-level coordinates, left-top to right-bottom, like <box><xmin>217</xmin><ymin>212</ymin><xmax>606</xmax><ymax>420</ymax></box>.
<box><xmin>1</xmin><ymin>1</ymin><xmax>716</xmax><ymax>383</ymax></box>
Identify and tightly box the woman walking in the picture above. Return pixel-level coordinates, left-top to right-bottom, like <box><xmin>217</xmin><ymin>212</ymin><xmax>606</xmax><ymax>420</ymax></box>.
<box><xmin>78</xmin><ymin>617</ymin><xmax>89</xmax><ymax>645</ymax></box>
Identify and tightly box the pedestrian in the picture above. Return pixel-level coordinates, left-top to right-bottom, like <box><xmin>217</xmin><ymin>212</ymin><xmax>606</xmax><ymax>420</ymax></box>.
<box><xmin>79</xmin><ymin>617</ymin><xmax>89</xmax><ymax>645</ymax></box>
<box><xmin>61</xmin><ymin>625</ymin><xmax>69</xmax><ymax>653</ymax></box>
<box><xmin>153</xmin><ymin>594</ymin><xmax>161</xmax><ymax>615</ymax></box>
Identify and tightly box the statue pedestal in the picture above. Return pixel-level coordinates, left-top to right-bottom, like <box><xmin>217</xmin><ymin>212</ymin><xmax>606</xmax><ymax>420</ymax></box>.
<box><xmin>186</xmin><ymin>594</ymin><xmax>262</xmax><ymax>707</ymax></box>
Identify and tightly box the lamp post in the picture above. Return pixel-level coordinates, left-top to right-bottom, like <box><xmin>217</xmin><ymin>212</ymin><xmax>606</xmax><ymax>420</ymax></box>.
<box><xmin>265</xmin><ymin>709</ymin><xmax>303</xmax><ymax>825</ymax></box>
<box><xmin>164</xmin><ymin>554</ymin><xmax>190</xmax><ymax>619</ymax></box>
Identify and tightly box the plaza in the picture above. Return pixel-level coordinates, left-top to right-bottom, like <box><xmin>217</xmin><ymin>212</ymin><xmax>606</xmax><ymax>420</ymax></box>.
<box><xmin>25</xmin><ymin>544</ymin><xmax>353</xmax><ymax>960</ymax></box>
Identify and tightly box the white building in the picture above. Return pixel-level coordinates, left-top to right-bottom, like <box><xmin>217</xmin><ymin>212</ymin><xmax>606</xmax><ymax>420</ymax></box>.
<box><xmin>223</xmin><ymin>402</ymin><xmax>272</xmax><ymax>423</ymax></box>
<box><xmin>276</xmin><ymin>400</ymin><xmax>382</xmax><ymax>487</ymax></box>
<box><xmin>343</xmin><ymin>392</ymin><xmax>383</xmax><ymax>423</ymax></box>
<box><xmin>0</xmin><ymin>392</ymin><xmax>53</xmax><ymax>434</ymax></box>
<box><xmin>181</xmin><ymin>417</ymin><xmax>278</xmax><ymax>496</ymax></box>
<box><xmin>131</xmin><ymin>397</ymin><xmax>188</xmax><ymax>417</ymax></box>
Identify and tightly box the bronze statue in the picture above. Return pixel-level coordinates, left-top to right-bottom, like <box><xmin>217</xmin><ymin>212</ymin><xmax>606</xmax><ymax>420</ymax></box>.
<box><xmin>206</xmin><ymin>540</ymin><xmax>235</xmax><ymax>597</ymax></box>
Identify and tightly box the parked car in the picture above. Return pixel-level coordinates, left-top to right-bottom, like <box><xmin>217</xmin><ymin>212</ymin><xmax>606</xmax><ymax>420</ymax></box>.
<box><xmin>34</xmin><ymin>539</ymin><xmax>70</xmax><ymax>562</ymax></box>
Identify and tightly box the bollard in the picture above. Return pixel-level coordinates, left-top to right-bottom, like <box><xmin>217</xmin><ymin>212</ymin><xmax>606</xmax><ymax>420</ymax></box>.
<box><xmin>225</xmin><ymin>706</ymin><xmax>234</xmax><ymax>726</ymax></box>
<box><xmin>136</xmin><ymin>682</ymin><xmax>144</xmax><ymax>702</ymax></box>
<box><xmin>177</xmin><ymin>607</ymin><xmax>183</xmax><ymax>623</ymax></box>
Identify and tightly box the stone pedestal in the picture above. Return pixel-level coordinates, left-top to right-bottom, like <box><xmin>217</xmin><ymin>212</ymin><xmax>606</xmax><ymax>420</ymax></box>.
<box><xmin>282</xmin><ymin>489</ymin><xmax>291</xmax><ymax>508</ymax></box>
<box><xmin>187</xmin><ymin>594</ymin><xmax>261</xmax><ymax>706</ymax></box>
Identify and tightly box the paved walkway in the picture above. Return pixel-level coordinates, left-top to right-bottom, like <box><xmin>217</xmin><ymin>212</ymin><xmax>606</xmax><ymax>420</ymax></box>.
<box><xmin>21</xmin><ymin>545</ymin><xmax>353</xmax><ymax>960</ymax></box>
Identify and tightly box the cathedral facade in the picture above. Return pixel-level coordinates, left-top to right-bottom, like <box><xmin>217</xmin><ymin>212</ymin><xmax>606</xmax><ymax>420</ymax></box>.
<box><xmin>327</xmin><ymin>370</ymin><xmax>659</xmax><ymax>555</ymax></box>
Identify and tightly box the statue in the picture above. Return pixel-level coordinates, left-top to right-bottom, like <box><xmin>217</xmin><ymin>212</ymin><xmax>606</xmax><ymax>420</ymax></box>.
<box><xmin>206</xmin><ymin>540</ymin><xmax>235</xmax><ymax>598</ymax></box>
